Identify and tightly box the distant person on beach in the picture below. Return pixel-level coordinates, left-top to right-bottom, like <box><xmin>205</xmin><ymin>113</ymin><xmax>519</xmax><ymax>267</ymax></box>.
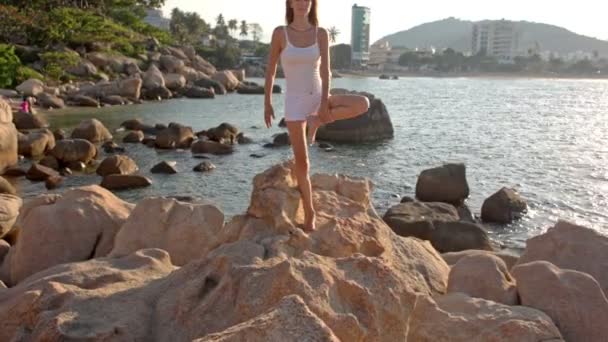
<box><xmin>264</xmin><ymin>0</ymin><xmax>370</xmax><ymax>231</ymax></box>
<box><xmin>19</xmin><ymin>96</ymin><xmax>32</xmax><ymax>114</ymax></box>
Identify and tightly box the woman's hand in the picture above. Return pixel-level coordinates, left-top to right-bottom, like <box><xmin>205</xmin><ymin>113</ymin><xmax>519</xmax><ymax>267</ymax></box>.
<box><xmin>318</xmin><ymin>100</ymin><xmax>332</xmax><ymax>124</ymax></box>
<box><xmin>264</xmin><ymin>103</ymin><xmax>275</xmax><ymax>128</ymax></box>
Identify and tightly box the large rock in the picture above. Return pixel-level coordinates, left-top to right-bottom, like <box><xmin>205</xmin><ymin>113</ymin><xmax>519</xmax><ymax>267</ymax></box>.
<box><xmin>109</xmin><ymin>197</ymin><xmax>225</xmax><ymax>266</ymax></box>
<box><xmin>0</xmin><ymin>186</ymin><xmax>133</xmax><ymax>285</ymax></box>
<box><xmin>448</xmin><ymin>253</ymin><xmax>518</xmax><ymax>305</ymax></box>
<box><xmin>430</xmin><ymin>221</ymin><xmax>493</xmax><ymax>253</ymax></box>
<box><xmin>0</xmin><ymin>194</ymin><xmax>21</xmax><ymax>239</ymax></box>
<box><xmin>96</xmin><ymin>155</ymin><xmax>139</xmax><ymax>177</ymax></box>
<box><xmin>123</xmin><ymin>130</ymin><xmax>144</xmax><ymax>143</ymax></box>
<box><xmin>66</xmin><ymin>60</ymin><xmax>98</xmax><ymax>77</ymax></box>
<box><xmin>143</xmin><ymin>64</ymin><xmax>165</xmax><ymax>90</ymax></box>
<box><xmin>68</xmin><ymin>94</ymin><xmax>99</xmax><ymax>107</ymax></box>
<box><xmin>17</xmin><ymin>129</ymin><xmax>55</xmax><ymax>156</ymax></box>
<box><xmin>91</xmin><ymin>78</ymin><xmax>143</xmax><ymax>100</ymax></box>
<box><xmin>15</xmin><ymin>78</ymin><xmax>44</xmax><ymax>97</ymax></box>
<box><xmin>155</xmin><ymin>124</ymin><xmax>195</xmax><ymax>149</ymax></box>
<box><xmin>513</xmin><ymin>261</ymin><xmax>608</xmax><ymax>342</ymax></box>
<box><xmin>164</xmin><ymin>73</ymin><xmax>186</xmax><ymax>91</ymax></box>
<box><xmin>51</xmin><ymin>139</ymin><xmax>97</xmax><ymax>164</ymax></box>
<box><xmin>0</xmin><ymin>176</ymin><xmax>16</xmax><ymax>195</ymax></box>
<box><xmin>191</xmin><ymin>140</ymin><xmax>235</xmax><ymax>155</ymax></box>
<box><xmin>101</xmin><ymin>174</ymin><xmax>152</xmax><ymax>190</ymax></box>
<box><xmin>160</xmin><ymin>55</ymin><xmax>185</xmax><ymax>73</ymax></box>
<box><xmin>143</xmin><ymin>85</ymin><xmax>172</xmax><ymax>100</ymax></box>
<box><xmin>178</xmin><ymin>66</ymin><xmax>209</xmax><ymax>83</ymax></box>
<box><xmin>150</xmin><ymin>161</ymin><xmax>177</xmax><ymax>174</ymax></box>
<box><xmin>203</xmin><ymin>122</ymin><xmax>239</xmax><ymax>144</ymax></box>
<box><xmin>515</xmin><ymin>220</ymin><xmax>608</xmax><ymax>295</ymax></box>
<box><xmin>212</xmin><ymin>70</ymin><xmax>240</xmax><ymax>91</ymax></box>
<box><xmin>195</xmin><ymin>296</ymin><xmax>339</xmax><ymax>342</ymax></box>
<box><xmin>192</xmin><ymin>55</ymin><xmax>217</xmax><ymax>75</ymax></box>
<box><xmin>26</xmin><ymin>163</ymin><xmax>60</xmax><ymax>182</ymax></box>
<box><xmin>416</xmin><ymin>163</ymin><xmax>469</xmax><ymax>205</ymax></box>
<box><xmin>12</xmin><ymin>111</ymin><xmax>48</xmax><ymax>130</ymax></box>
<box><xmin>316</xmin><ymin>89</ymin><xmax>393</xmax><ymax>143</ymax></box>
<box><xmin>36</xmin><ymin>92</ymin><xmax>65</xmax><ymax>109</ymax></box>
<box><xmin>407</xmin><ymin>293</ymin><xmax>563</xmax><ymax>341</ymax></box>
<box><xmin>194</xmin><ymin>77</ymin><xmax>227</xmax><ymax>95</ymax></box>
<box><xmin>71</xmin><ymin>118</ymin><xmax>112</xmax><ymax>143</ymax></box>
<box><xmin>183</xmin><ymin>86</ymin><xmax>215</xmax><ymax>99</ymax></box>
<box><xmin>442</xmin><ymin>249</ymin><xmax>519</xmax><ymax>270</ymax></box>
<box><xmin>481</xmin><ymin>187</ymin><xmax>528</xmax><ymax>223</ymax></box>
<box><xmin>0</xmin><ymin>101</ymin><xmax>18</xmax><ymax>173</ymax></box>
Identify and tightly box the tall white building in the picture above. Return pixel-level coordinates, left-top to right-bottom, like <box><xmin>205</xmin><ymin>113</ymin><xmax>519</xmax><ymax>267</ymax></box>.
<box><xmin>351</xmin><ymin>4</ymin><xmax>371</xmax><ymax>67</ymax></box>
<box><xmin>472</xmin><ymin>20</ymin><xmax>520</xmax><ymax>62</ymax></box>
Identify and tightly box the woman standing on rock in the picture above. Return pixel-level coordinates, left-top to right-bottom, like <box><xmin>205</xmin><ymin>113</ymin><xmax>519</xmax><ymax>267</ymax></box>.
<box><xmin>264</xmin><ymin>0</ymin><xmax>370</xmax><ymax>231</ymax></box>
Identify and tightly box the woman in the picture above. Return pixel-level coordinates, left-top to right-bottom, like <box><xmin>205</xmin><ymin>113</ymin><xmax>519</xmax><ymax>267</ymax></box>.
<box><xmin>264</xmin><ymin>0</ymin><xmax>370</xmax><ymax>231</ymax></box>
<box><xmin>19</xmin><ymin>96</ymin><xmax>31</xmax><ymax>114</ymax></box>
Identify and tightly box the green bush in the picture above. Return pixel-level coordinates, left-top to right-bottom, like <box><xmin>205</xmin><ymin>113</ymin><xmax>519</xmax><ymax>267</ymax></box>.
<box><xmin>40</xmin><ymin>50</ymin><xmax>79</xmax><ymax>80</ymax></box>
<box><xmin>0</xmin><ymin>44</ymin><xmax>21</xmax><ymax>88</ymax></box>
<box><xmin>16</xmin><ymin>66</ymin><xmax>44</xmax><ymax>84</ymax></box>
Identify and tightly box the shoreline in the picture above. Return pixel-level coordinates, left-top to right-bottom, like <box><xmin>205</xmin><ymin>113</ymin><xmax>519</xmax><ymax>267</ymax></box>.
<box><xmin>337</xmin><ymin>70</ymin><xmax>608</xmax><ymax>80</ymax></box>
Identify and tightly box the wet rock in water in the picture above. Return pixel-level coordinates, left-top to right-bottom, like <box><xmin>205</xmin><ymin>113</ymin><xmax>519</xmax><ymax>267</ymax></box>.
<box><xmin>457</xmin><ymin>204</ymin><xmax>476</xmax><ymax>223</ymax></box>
<box><xmin>155</xmin><ymin>124</ymin><xmax>194</xmax><ymax>149</ymax></box>
<box><xmin>316</xmin><ymin>89</ymin><xmax>393</xmax><ymax>143</ymax></box>
<box><xmin>183</xmin><ymin>86</ymin><xmax>215</xmax><ymax>99</ymax></box>
<box><xmin>144</xmin><ymin>138</ymin><xmax>156</xmax><ymax>148</ymax></box>
<box><xmin>2</xmin><ymin>167</ymin><xmax>26</xmax><ymax>178</ymax></box>
<box><xmin>39</xmin><ymin>155</ymin><xmax>60</xmax><ymax>170</ymax></box>
<box><xmin>142</xmin><ymin>64</ymin><xmax>165</xmax><ymax>90</ymax></box>
<box><xmin>512</xmin><ymin>261</ymin><xmax>608</xmax><ymax>342</ymax></box>
<box><xmin>100</xmin><ymin>95</ymin><xmax>127</xmax><ymax>106</ymax></box>
<box><xmin>68</xmin><ymin>94</ymin><xmax>100</xmax><ymax>107</ymax></box>
<box><xmin>51</xmin><ymin>139</ymin><xmax>97</xmax><ymax>164</ymax></box>
<box><xmin>400</xmin><ymin>196</ymin><xmax>415</xmax><ymax>203</ymax></box>
<box><xmin>278</xmin><ymin>118</ymin><xmax>286</xmax><ymax>127</ymax></box>
<box><xmin>121</xmin><ymin>119</ymin><xmax>145</xmax><ymax>131</ymax></box>
<box><xmin>204</xmin><ymin>123</ymin><xmax>239</xmax><ymax>144</ymax></box>
<box><xmin>416</xmin><ymin>163</ymin><xmax>469</xmax><ymax>205</ymax></box>
<box><xmin>101</xmin><ymin>174</ymin><xmax>152</xmax><ymax>190</ymax></box>
<box><xmin>59</xmin><ymin>167</ymin><xmax>73</xmax><ymax>176</ymax></box>
<box><xmin>36</xmin><ymin>92</ymin><xmax>65</xmax><ymax>109</ymax></box>
<box><xmin>123</xmin><ymin>130</ymin><xmax>144</xmax><ymax>143</ymax></box>
<box><xmin>318</xmin><ymin>142</ymin><xmax>333</xmax><ymax>149</ymax></box>
<box><xmin>193</xmin><ymin>161</ymin><xmax>216</xmax><ymax>172</ymax></box>
<box><xmin>194</xmin><ymin>77</ymin><xmax>226</xmax><ymax>95</ymax></box>
<box><xmin>164</xmin><ymin>73</ymin><xmax>186</xmax><ymax>91</ymax></box>
<box><xmin>236</xmin><ymin>132</ymin><xmax>253</xmax><ymax>144</ymax></box>
<box><xmin>272</xmin><ymin>132</ymin><xmax>290</xmax><ymax>146</ymax></box>
<box><xmin>96</xmin><ymin>155</ymin><xmax>139</xmax><ymax>177</ymax></box>
<box><xmin>262</xmin><ymin>142</ymin><xmax>275</xmax><ymax>148</ymax></box>
<box><xmin>102</xmin><ymin>141</ymin><xmax>126</xmax><ymax>154</ymax></box>
<box><xmin>67</xmin><ymin>161</ymin><xmax>87</xmax><ymax>172</ymax></box>
<box><xmin>430</xmin><ymin>221</ymin><xmax>493</xmax><ymax>253</ymax></box>
<box><xmin>151</xmin><ymin>161</ymin><xmax>178</xmax><ymax>174</ymax></box>
<box><xmin>0</xmin><ymin>176</ymin><xmax>16</xmax><ymax>195</ymax></box>
<box><xmin>26</xmin><ymin>163</ymin><xmax>59</xmax><ymax>181</ymax></box>
<box><xmin>212</xmin><ymin>70</ymin><xmax>240</xmax><ymax>91</ymax></box>
<box><xmin>0</xmin><ymin>194</ymin><xmax>21</xmax><ymax>239</ymax></box>
<box><xmin>191</xmin><ymin>140</ymin><xmax>234</xmax><ymax>155</ymax></box>
<box><xmin>447</xmin><ymin>253</ymin><xmax>518</xmax><ymax>305</ymax></box>
<box><xmin>143</xmin><ymin>86</ymin><xmax>172</xmax><ymax>100</ymax></box>
<box><xmin>250</xmin><ymin>153</ymin><xmax>265</xmax><ymax>159</ymax></box>
<box><xmin>192</xmin><ymin>154</ymin><xmax>210</xmax><ymax>159</ymax></box>
<box><xmin>45</xmin><ymin>176</ymin><xmax>64</xmax><ymax>190</ymax></box>
<box><xmin>71</xmin><ymin>119</ymin><xmax>113</xmax><ymax>143</ymax></box>
<box><xmin>481</xmin><ymin>187</ymin><xmax>527</xmax><ymax>224</ymax></box>
<box><xmin>12</xmin><ymin>111</ymin><xmax>48</xmax><ymax>130</ymax></box>
<box><xmin>17</xmin><ymin>129</ymin><xmax>55</xmax><ymax>157</ymax></box>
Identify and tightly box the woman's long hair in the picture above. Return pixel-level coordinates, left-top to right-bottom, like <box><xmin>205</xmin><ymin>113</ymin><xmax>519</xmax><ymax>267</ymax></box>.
<box><xmin>285</xmin><ymin>0</ymin><xmax>318</xmax><ymax>26</ymax></box>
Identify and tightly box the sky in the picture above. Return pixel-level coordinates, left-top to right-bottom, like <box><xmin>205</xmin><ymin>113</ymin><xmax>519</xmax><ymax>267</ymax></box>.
<box><xmin>162</xmin><ymin>0</ymin><xmax>608</xmax><ymax>44</ymax></box>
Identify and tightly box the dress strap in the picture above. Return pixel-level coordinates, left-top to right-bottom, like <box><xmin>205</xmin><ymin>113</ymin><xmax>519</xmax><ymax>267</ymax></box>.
<box><xmin>284</xmin><ymin>26</ymin><xmax>290</xmax><ymax>45</ymax></box>
<box><xmin>314</xmin><ymin>26</ymin><xmax>318</xmax><ymax>44</ymax></box>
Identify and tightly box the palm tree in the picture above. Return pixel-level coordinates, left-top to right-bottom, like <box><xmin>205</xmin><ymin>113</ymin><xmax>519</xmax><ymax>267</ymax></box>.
<box><xmin>228</xmin><ymin>19</ymin><xmax>238</xmax><ymax>38</ymax></box>
<box><xmin>216</xmin><ymin>14</ymin><xmax>225</xmax><ymax>27</ymax></box>
<box><xmin>240</xmin><ymin>20</ymin><xmax>248</xmax><ymax>39</ymax></box>
<box><xmin>328</xmin><ymin>26</ymin><xmax>340</xmax><ymax>43</ymax></box>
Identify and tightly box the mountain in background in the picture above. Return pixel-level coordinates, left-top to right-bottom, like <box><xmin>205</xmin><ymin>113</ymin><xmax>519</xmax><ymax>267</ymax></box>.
<box><xmin>375</xmin><ymin>17</ymin><xmax>608</xmax><ymax>56</ymax></box>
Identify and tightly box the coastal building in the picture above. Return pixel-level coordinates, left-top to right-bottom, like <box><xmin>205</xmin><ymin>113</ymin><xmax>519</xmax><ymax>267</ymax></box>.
<box><xmin>472</xmin><ymin>20</ymin><xmax>520</xmax><ymax>62</ymax></box>
<box><xmin>143</xmin><ymin>9</ymin><xmax>170</xmax><ymax>30</ymax></box>
<box><xmin>351</xmin><ymin>4</ymin><xmax>371</xmax><ymax>67</ymax></box>
<box><xmin>368</xmin><ymin>41</ymin><xmax>411</xmax><ymax>71</ymax></box>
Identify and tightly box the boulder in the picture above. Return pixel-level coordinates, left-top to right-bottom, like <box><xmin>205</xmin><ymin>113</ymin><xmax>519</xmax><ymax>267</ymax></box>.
<box><xmin>513</xmin><ymin>261</ymin><xmax>608</xmax><ymax>342</ymax></box>
<box><xmin>230</xmin><ymin>69</ymin><xmax>245</xmax><ymax>81</ymax></box>
<box><xmin>51</xmin><ymin>139</ymin><xmax>97</xmax><ymax>164</ymax></box>
<box><xmin>430</xmin><ymin>221</ymin><xmax>493</xmax><ymax>253</ymax></box>
<box><xmin>160</xmin><ymin>55</ymin><xmax>185</xmax><ymax>73</ymax></box>
<box><xmin>124</xmin><ymin>61</ymin><xmax>141</xmax><ymax>76</ymax></box>
<box><xmin>39</xmin><ymin>155</ymin><xmax>60</xmax><ymax>170</ymax></box>
<box><xmin>203</xmin><ymin>123</ymin><xmax>239</xmax><ymax>144</ymax></box>
<box><xmin>15</xmin><ymin>79</ymin><xmax>44</xmax><ymax>97</ymax></box>
<box><xmin>183</xmin><ymin>86</ymin><xmax>214</xmax><ymax>99</ymax></box>
<box><xmin>236</xmin><ymin>132</ymin><xmax>253</xmax><ymax>144</ymax></box>
<box><xmin>481</xmin><ymin>187</ymin><xmax>528</xmax><ymax>223</ymax></box>
<box><xmin>17</xmin><ymin>129</ymin><xmax>55</xmax><ymax>156</ymax></box>
<box><xmin>91</xmin><ymin>78</ymin><xmax>142</xmax><ymax>100</ymax></box>
<box><xmin>161</xmin><ymin>46</ymin><xmax>188</xmax><ymax>60</ymax></box>
<box><xmin>0</xmin><ymin>185</ymin><xmax>133</xmax><ymax>285</ymax></box>
<box><xmin>68</xmin><ymin>94</ymin><xmax>99</xmax><ymax>107</ymax></box>
<box><xmin>0</xmin><ymin>176</ymin><xmax>16</xmax><ymax>195</ymax></box>
<box><xmin>442</xmin><ymin>250</ymin><xmax>519</xmax><ymax>270</ymax></box>
<box><xmin>71</xmin><ymin>118</ymin><xmax>112</xmax><ymax>143</ymax></box>
<box><xmin>36</xmin><ymin>92</ymin><xmax>65</xmax><ymax>109</ymax></box>
<box><xmin>193</xmin><ymin>161</ymin><xmax>216</xmax><ymax>172</ymax></box>
<box><xmin>448</xmin><ymin>253</ymin><xmax>518</xmax><ymax>305</ymax></box>
<box><xmin>407</xmin><ymin>293</ymin><xmax>563</xmax><ymax>341</ymax></box>
<box><xmin>150</xmin><ymin>161</ymin><xmax>178</xmax><ymax>174</ymax></box>
<box><xmin>96</xmin><ymin>155</ymin><xmax>139</xmax><ymax>177</ymax></box>
<box><xmin>191</xmin><ymin>55</ymin><xmax>217</xmax><ymax>75</ymax></box>
<box><xmin>416</xmin><ymin>163</ymin><xmax>469</xmax><ymax>205</ymax></box>
<box><xmin>66</xmin><ymin>60</ymin><xmax>98</xmax><ymax>77</ymax></box>
<box><xmin>515</xmin><ymin>220</ymin><xmax>608</xmax><ymax>295</ymax></box>
<box><xmin>178</xmin><ymin>66</ymin><xmax>208</xmax><ymax>83</ymax></box>
<box><xmin>191</xmin><ymin>141</ymin><xmax>234</xmax><ymax>156</ymax></box>
<box><xmin>101</xmin><ymin>174</ymin><xmax>152</xmax><ymax>190</ymax></box>
<box><xmin>26</xmin><ymin>163</ymin><xmax>59</xmax><ymax>182</ymax></box>
<box><xmin>2</xmin><ymin>167</ymin><xmax>26</xmax><ymax>178</ymax></box>
<box><xmin>164</xmin><ymin>73</ymin><xmax>186</xmax><ymax>91</ymax></box>
<box><xmin>45</xmin><ymin>176</ymin><xmax>63</xmax><ymax>190</ymax></box>
<box><xmin>13</xmin><ymin>111</ymin><xmax>48</xmax><ymax>130</ymax></box>
<box><xmin>0</xmin><ymin>89</ymin><xmax>19</xmax><ymax>98</ymax></box>
<box><xmin>123</xmin><ymin>130</ymin><xmax>144</xmax><ymax>143</ymax></box>
<box><xmin>383</xmin><ymin>201</ymin><xmax>459</xmax><ymax>240</ymax></box>
<box><xmin>273</xmin><ymin>132</ymin><xmax>291</xmax><ymax>146</ymax></box>
<box><xmin>52</xmin><ymin>128</ymin><xmax>67</xmax><ymax>141</ymax></box>
<box><xmin>100</xmin><ymin>95</ymin><xmax>127</xmax><ymax>106</ymax></box>
<box><xmin>155</xmin><ymin>124</ymin><xmax>195</xmax><ymax>149</ymax></box>
<box><xmin>102</xmin><ymin>141</ymin><xmax>125</xmax><ymax>154</ymax></box>
<box><xmin>109</xmin><ymin>197</ymin><xmax>225</xmax><ymax>266</ymax></box>
<box><xmin>194</xmin><ymin>77</ymin><xmax>226</xmax><ymax>95</ymax></box>
<box><xmin>0</xmin><ymin>194</ymin><xmax>21</xmax><ymax>239</ymax></box>
<box><xmin>316</xmin><ymin>89</ymin><xmax>392</xmax><ymax>143</ymax></box>
<box><xmin>143</xmin><ymin>86</ymin><xmax>172</xmax><ymax>100</ymax></box>
<box><xmin>143</xmin><ymin>64</ymin><xmax>165</xmax><ymax>90</ymax></box>
<box><xmin>121</xmin><ymin>118</ymin><xmax>145</xmax><ymax>131</ymax></box>
<box><xmin>212</xmin><ymin>71</ymin><xmax>240</xmax><ymax>91</ymax></box>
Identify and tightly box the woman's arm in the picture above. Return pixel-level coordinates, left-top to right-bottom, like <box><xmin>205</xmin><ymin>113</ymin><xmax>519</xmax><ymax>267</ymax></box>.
<box><xmin>264</xmin><ymin>27</ymin><xmax>284</xmax><ymax>108</ymax></box>
<box><xmin>318</xmin><ymin>27</ymin><xmax>332</xmax><ymax>122</ymax></box>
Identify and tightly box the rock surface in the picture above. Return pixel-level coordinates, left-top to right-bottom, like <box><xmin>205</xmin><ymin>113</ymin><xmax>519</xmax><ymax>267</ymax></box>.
<box><xmin>0</xmin><ymin>100</ymin><xmax>18</xmax><ymax>173</ymax></box>
<box><xmin>71</xmin><ymin>118</ymin><xmax>113</xmax><ymax>143</ymax></box>
<box><xmin>150</xmin><ymin>161</ymin><xmax>178</xmax><ymax>174</ymax></box>
<box><xmin>0</xmin><ymin>194</ymin><xmax>21</xmax><ymax>240</ymax></box>
<box><xmin>13</xmin><ymin>111</ymin><xmax>48</xmax><ymax>130</ymax></box>
<box><xmin>191</xmin><ymin>140</ymin><xmax>234</xmax><ymax>155</ymax></box>
<box><xmin>416</xmin><ymin>163</ymin><xmax>469</xmax><ymax>205</ymax></box>
<box><xmin>0</xmin><ymin>176</ymin><xmax>16</xmax><ymax>195</ymax></box>
<box><xmin>155</xmin><ymin>124</ymin><xmax>195</xmax><ymax>149</ymax></box>
<box><xmin>96</xmin><ymin>155</ymin><xmax>139</xmax><ymax>177</ymax></box>
<box><xmin>481</xmin><ymin>187</ymin><xmax>528</xmax><ymax>223</ymax></box>
<box><xmin>101</xmin><ymin>174</ymin><xmax>152</xmax><ymax>190</ymax></box>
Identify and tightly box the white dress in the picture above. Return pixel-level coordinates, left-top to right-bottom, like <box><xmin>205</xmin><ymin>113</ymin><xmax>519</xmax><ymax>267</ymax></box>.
<box><xmin>280</xmin><ymin>26</ymin><xmax>323</xmax><ymax>122</ymax></box>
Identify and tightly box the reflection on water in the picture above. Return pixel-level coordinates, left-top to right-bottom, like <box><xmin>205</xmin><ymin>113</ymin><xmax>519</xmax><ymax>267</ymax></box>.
<box><xmin>16</xmin><ymin>77</ymin><xmax>608</xmax><ymax>248</ymax></box>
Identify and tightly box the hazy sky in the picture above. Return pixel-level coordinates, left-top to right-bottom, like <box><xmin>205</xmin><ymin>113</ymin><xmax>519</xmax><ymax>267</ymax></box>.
<box><xmin>162</xmin><ymin>0</ymin><xmax>608</xmax><ymax>44</ymax></box>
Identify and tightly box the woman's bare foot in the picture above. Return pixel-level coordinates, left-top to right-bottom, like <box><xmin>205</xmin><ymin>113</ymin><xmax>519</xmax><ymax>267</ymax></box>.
<box><xmin>306</xmin><ymin>115</ymin><xmax>322</xmax><ymax>145</ymax></box>
<box><xmin>303</xmin><ymin>209</ymin><xmax>316</xmax><ymax>232</ymax></box>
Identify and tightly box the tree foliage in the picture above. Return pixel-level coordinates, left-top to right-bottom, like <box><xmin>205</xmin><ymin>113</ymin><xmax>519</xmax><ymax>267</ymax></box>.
<box><xmin>0</xmin><ymin>44</ymin><xmax>21</xmax><ymax>87</ymax></box>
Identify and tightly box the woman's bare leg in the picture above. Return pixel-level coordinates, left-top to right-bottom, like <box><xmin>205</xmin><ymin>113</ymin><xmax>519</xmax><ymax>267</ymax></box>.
<box><xmin>307</xmin><ymin>94</ymin><xmax>370</xmax><ymax>144</ymax></box>
<box><xmin>286</xmin><ymin>120</ymin><xmax>316</xmax><ymax>231</ymax></box>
